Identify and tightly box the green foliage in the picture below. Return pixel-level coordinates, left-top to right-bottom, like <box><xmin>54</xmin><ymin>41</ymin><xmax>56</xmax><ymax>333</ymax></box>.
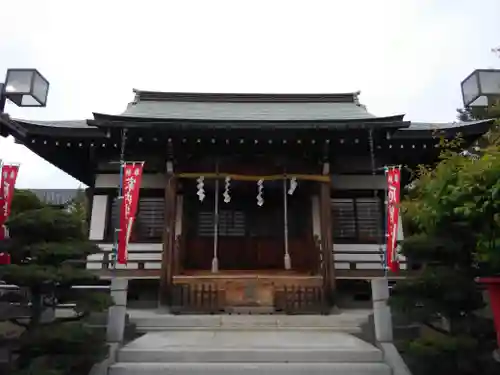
<box><xmin>7</xmin><ymin>207</ymin><xmax>87</xmax><ymax>244</ymax></box>
<box><xmin>66</xmin><ymin>187</ymin><xmax>89</xmax><ymax>236</ymax></box>
<box><xmin>391</xmin><ymin>108</ymin><xmax>500</xmax><ymax>374</ymax></box>
<box><xmin>9</xmin><ymin>189</ymin><xmax>45</xmax><ymax>216</ymax></box>
<box><xmin>404</xmin><ymin>335</ymin><xmax>480</xmax><ymax>375</ymax></box>
<box><xmin>0</xmin><ymin>189</ymin><xmax>112</xmax><ymax>374</ymax></box>
<box><xmin>15</xmin><ymin>322</ymin><xmax>108</xmax><ymax>374</ymax></box>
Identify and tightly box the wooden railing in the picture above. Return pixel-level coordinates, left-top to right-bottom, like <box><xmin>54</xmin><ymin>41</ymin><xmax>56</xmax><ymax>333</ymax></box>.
<box><xmin>274</xmin><ymin>285</ymin><xmax>327</xmax><ymax>314</ymax></box>
<box><xmin>333</xmin><ymin>244</ymin><xmax>409</xmax><ymax>278</ymax></box>
<box><xmin>85</xmin><ymin>244</ymin><xmax>163</xmax><ymax>278</ymax></box>
<box><xmin>170</xmin><ymin>283</ymin><xmax>225</xmax><ymax>314</ymax></box>
<box><xmin>85</xmin><ymin>242</ymin><xmax>409</xmax><ymax>279</ymax></box>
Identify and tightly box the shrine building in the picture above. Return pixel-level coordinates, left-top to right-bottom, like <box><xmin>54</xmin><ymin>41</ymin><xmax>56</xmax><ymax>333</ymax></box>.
<box><xmin>0</xmin><ymin>90</ymin><xmax>493</xmax><ymax>313</ymax></box>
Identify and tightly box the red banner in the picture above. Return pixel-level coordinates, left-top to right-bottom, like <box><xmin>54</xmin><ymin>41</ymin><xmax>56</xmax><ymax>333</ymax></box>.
<box><xmin>117</xmin><ymin>163</ymin><xmax>144</xmax><ymax>264</ymax></box>
<box><xmin>0</xmin><ymin>165</ymin><xmax>19</xmax><ymax>241</ymax></box>
<box><xmin>0</xmin><ymin>252</ymin><xmax>11</xmax><ymax>265</ymax></box>
<box><xmin>386</xmin><ymin>167</ymin><xmax>401</xmax><ymax>273</ymax></box>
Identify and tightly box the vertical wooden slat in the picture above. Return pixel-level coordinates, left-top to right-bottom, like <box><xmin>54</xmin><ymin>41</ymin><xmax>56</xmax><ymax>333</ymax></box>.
<box><xmin>159</xmin><ymin>165</ymin><xmax>177</xmax><ymax>306</ymax></box>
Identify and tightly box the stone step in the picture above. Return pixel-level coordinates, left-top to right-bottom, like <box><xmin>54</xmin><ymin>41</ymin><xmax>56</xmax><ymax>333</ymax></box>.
<box><xmin>138</xmin><ymin>325</ymin><xmax>364</xmax><ymax>334</ymax></box>
<box><xmin>118</xmin><ymin>347</ymin><xmax>383</xmax><ymax>363</ymax></box>
<box><xmin>109</xmin><ymin>362</ymin><xmax>392</xmax><ymax>375</ymax></box>
<box><xmin>117</xmin><ymin>330</ymin><xmax>383</xmax><ymax>363</ymax></box>
<box><xmin>128</xmin><ymin>310</ymin><xmax>372</xmax><ymax>333</ymax></box>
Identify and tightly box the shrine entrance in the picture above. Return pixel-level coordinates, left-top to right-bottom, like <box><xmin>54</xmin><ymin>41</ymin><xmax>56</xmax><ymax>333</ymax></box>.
<box><xmin>173</xmin><ymin>174</ymin><xmax>325</xmax><ymax>311</ymax></box>
<box><xmin>183</xmin><ymin>179</ymin><xmax>316</xmax><ymax>273</ymax></box>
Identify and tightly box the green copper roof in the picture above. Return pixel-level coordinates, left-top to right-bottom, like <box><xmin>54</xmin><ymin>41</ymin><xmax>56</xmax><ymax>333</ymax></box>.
<box><xmin>0</xmin><ymin>91</ymin><xmax>493</xmax><ymax>138</ymax></box>
<box><xmin>117</xmin><ymin>91</ymin><xmax>377</xmax><ymax>121</ymax></box>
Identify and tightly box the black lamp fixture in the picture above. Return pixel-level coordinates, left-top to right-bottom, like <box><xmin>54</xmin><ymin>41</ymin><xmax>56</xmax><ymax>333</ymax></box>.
<box><xmin>461</xmin><ymin>69</ymin><xmax>500</xmax><ymax>108</ymax></box>
<box><xmin>0</xmin><ymin>69</ymin><xmax>50</xmax><ymax>113</ymax></box>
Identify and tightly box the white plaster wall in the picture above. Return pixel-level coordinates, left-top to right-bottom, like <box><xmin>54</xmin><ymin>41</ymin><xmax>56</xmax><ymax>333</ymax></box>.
<box><xmin>95</xmin><ymin>173</ymin><xmax>165</xmax><ymax>189</ymax></box>
<box><xmin>332</xmin><ymin>174</ymin><xmax>386</xmax><ymax>190</ymax></box>
<box><xmin>89</xmin><ymin>195</ymin><xmax>108</xmax><ymax>241</ymax></box>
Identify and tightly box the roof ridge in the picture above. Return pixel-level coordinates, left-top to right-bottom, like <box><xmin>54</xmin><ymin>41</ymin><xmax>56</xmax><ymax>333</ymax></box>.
<box><xmin>131</xmin><ymin>89</ymin><xmax>362</xmax><ymax>104</ymax></box>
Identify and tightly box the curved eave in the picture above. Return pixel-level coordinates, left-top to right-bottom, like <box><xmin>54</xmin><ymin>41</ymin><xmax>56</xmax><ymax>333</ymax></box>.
<box><xmin>393</xmin><ymin>119</ymin><xmax>494</xmax><ymax>139</ymax></box>
<box><xmin>0</xmin><ymin>114</ymin><xmax>29</xmax><ymax>138</ymax></box>
<box><xmin>91</xmin><ymin>112</ymin><xmax>408</xmax><ymax>129</ymax></box>
<box><xmin>0</xmin><ymin>117</ymin><xmax>107</xmax><ymax>138</ymax></box>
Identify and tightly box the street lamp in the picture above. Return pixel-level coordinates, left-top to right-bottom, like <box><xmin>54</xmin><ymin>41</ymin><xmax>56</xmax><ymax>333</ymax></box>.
<box><xmin>461</xmin><ymin>68</ymin><xmax>500</xmax><ymax>363</ymax></box>
<box><xmin>0</xmin><ymin>69</ymin><xmax>50</xmax><ymax>113</ymax></box>
<box><xmin>461</xmin><ymin>69</ymin><xmax>500</xmax><ymax>108</ymax></box>
<box><xmin>0</xmin><ymin>68</ymin><xmax>49</xmax><ymax>261</ymax></box>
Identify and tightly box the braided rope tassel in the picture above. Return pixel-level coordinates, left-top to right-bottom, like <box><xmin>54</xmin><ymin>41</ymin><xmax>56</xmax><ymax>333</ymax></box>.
<box><xmin>196</xmin><ymin>176</ymin><xmax>205</xmax><ymax>202</ymax></box>
<box><xmin>256</xmin><ymin>179</ymin><xmax>264</xmax><ymax>206</ymax></box>
<box><xmin>223</xmin><ymin>176</ymin><xmax>231</xmax><ymax>203</ymax></box>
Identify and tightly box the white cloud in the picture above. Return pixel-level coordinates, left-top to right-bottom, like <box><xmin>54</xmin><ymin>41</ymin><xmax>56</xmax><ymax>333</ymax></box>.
<box><xmin>1</xmin><ymin>0</ymin><xmax>499</xmax><ymax>188</ymax></box>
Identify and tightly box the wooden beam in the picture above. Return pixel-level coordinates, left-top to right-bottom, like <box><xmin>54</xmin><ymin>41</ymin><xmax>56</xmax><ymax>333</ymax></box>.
<box><xmin>159</xmin><ymin>161</ymin><xmax>177</xmax><ymax>306</ymax></box>
<box><xmin>318</xmin><ymin>162</ymin><xmax>336</xmax><ymax>306</ymax></box>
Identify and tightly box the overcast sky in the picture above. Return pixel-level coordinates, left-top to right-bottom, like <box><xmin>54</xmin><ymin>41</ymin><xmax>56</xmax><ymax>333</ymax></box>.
<box><xmin>0</xmin><ymin>0</ymin><xmax>499</xmax><ymax>189</ymax></box>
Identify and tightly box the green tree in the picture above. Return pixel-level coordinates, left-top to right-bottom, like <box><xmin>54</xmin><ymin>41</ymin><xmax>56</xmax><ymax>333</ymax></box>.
<box><xmin>65</xmin><ymin>187</ymin><xmax>89</xmax><ymax>235</ymax></box>
<box><xmin>0</xmin><ymin>190</ymin><xmax>111</xmax><ymax>374</ymax></box>
<box><xmin>391</xmin><ymin>126</ymin><xmax>500</xmax><ymax>373</ymax></box>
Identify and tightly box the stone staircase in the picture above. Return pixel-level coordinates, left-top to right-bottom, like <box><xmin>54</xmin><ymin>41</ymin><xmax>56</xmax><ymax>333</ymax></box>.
<box><xmin>110</xmin><ymin>330</ymin><xmax>390</xmax><ymax>375</ymax></box>
<box><xmin>109</xmin><ymin>311</ymin><xmax>392</xmax><ymax>375</ymax></box>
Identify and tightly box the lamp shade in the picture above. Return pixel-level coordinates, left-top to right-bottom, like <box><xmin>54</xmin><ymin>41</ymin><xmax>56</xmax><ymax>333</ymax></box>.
<box><xmin>461</xmin><ymin>69</ymin><xmax>500</xmax><ymax>107</ymax></box>
<box><xmin>3</xmin><ymin>69</ymin><xmax>49</xmax><ymax>107</ymax></box>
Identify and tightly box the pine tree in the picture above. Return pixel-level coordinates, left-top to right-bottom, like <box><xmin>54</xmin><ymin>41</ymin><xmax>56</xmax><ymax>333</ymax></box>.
<box><xmin>390</xmin><ymin>133</ymin><xmax>500</xmax><ymax>374</ymax></box>
<box><xmin>0</xmin><ymin>190</ymin><xmax>111</xmax><ymax>375</ymax></box>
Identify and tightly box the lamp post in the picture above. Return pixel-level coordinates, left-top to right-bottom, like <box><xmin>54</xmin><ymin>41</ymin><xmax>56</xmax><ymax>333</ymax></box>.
<box><xmin>0</xmin><ymin>68</ymin><xmax>50</xmax><ymax>113</ymax></box>
<box><xmin>461</xmin><ymin>68</ymin><xmax>500</xmax><ymax>362</ymax></box>
<box><xmin>0</xmin><ymin>69</ymin><xmax>49</xmax><ymax>260</ymax></box>
<box><xmin>461</xmin><ymin>69</ymin><xmax>500</xmax><ymax>108</ymax></box>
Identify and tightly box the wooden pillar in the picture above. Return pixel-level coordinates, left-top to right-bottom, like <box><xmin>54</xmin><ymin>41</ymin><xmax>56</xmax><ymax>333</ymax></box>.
<box><xmin>319</xmin><ymin>162</ymin><xmax>335</xmax><ymax>305</ymax></box>
<box><xmin>159</xmin><ymin>161</ymin><xmax>177</xmax><ymax>306</ymax></box>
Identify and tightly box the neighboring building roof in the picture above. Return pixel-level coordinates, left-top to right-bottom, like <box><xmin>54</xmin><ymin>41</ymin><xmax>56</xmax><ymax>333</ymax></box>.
<box><xmin>29</xmin><ymin>189</ymin><xmax>79</xmax><ymax>206</ymax></box>
<box><xmin>392</xmin><ymin>119</ymin><xmax>494</xmax><ymax>139</ymax></box>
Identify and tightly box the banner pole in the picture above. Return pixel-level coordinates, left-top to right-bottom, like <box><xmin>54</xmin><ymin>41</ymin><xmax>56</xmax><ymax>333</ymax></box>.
<box><xmin>283</xmin><ymin>177</ymin><xmax>291</xmax><ymax>270</ymax></box>
<box><xmin>111</xmin><ymin>128</ymin><xmax>127</xmax><ymax>269</ymax></box>
<box><xmin>384</xmin><ymin>167</ymin><xmax>389</xmax><ymax>278</ymax></box>
<box><xmin>0</xmin><ymin>159</ymin><xmax>4</xmax><ymax>242</ymax></box>
<box><xmin>211</xmin><ymin>162</ymin><xmax>219</xmax><ymax>273</ymax></box>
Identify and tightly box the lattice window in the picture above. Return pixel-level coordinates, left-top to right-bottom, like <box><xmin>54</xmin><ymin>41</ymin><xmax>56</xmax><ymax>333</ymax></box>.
<box><xmin>356</xmin><ymin>197</ymin><xmax>382</xmax><ymax>242</ymax></box>
<box><xmin>109</xmin><ymin>196</ymin><xmax>165</xmax><ymax>241</ymax></box>
<box><xmin>331</xmin><ymin>198</ymin><xmax>356</xmax><ymax>239</ymax></box>
<box><xmin>197</xmin><ymin>210</ymin><xmax>246</xmax><ymax>237</ymax></box>
<box><xmin>331</xmin><ymin>194</ymin><xmax>383</xmax><ymax>243</ymax></box>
